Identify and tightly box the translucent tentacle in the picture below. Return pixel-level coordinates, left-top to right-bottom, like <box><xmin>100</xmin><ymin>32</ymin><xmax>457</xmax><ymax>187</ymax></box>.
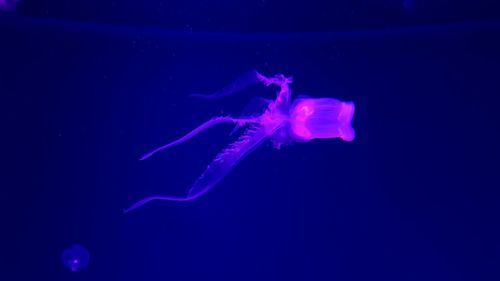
<box><xmin>186</xmin><ymin>125</ymin><xmax>269</xmax><ymax>199</ymax></box>
<box><xmin>230</xmin><ymin>97</ymin><xmax>272</xmax><ymax>135</ymax></box>
<box><xmin>190</xmin><ymin>70</ymin><xmax>272</xmax><ymax>99</ymax></box>
<box><xmin>123</xmin><ymin>195</ymin><xmax>190</xmax><ymax>213</ymax></box>
<box><xmin>125</xmin><ymin>125</ymin><xmax>271</xmax><ymax>212</ymax></box>
<box><xmin>140</xmin><ymin>116</ymin><xmax>257</xmax><ymax>160</ymax></box>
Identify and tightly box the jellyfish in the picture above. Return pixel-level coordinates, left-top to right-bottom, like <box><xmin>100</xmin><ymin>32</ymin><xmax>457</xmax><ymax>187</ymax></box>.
<box><xmin>125</xmin><ymin>70</ymin><xmax>355</xmax><ymax>212</ymax></box>
<box><xmin>61</xmin><ymin>244</ymin><xmax>90</xmax><ymax>272</ymax></box>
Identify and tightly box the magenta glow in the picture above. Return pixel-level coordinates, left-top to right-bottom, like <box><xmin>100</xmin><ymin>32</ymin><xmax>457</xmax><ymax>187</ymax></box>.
<box><xmin>125</xmin><ymin>71</ymin><xmax>355</xmax><ymax>212</ymax></box>
<box><xmin>0</xmin><ymin>0</ymin><xmax>19</xmax><ymax>11</ymax></box>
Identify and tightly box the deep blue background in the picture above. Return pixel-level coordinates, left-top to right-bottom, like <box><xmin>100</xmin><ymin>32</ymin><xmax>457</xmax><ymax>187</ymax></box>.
<box><xmin>1</xmin><ymin>1</ymin><xmax>500</xmax><ymax>281</ymax></box>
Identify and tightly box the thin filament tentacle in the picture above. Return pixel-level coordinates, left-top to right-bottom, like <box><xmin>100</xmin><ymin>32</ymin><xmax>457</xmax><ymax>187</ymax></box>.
<box><xmin>123</xmin><ymin>195</ymin><xmax>195</xmax><ymax>213</ymax></box>
<box><xmin>190</xmin><ymin>70</ymin><xmax>263</xmax><ymax>99</ymax></box>
<box><xmin>126</xmin><ymin>124</ymin><xmax>270</xmax><ymax>213</ymax></box>
<box><xmin>140</xmin><ymin>116</ymin><xmax>258</xmax><ymax>160</ymax></box>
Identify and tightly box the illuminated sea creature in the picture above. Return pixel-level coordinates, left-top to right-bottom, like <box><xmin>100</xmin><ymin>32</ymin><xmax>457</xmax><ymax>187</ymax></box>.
<box><xmin>125</xmin><ymin>71</ymin><xmax>355</xmax><ymax>212</ymax></box>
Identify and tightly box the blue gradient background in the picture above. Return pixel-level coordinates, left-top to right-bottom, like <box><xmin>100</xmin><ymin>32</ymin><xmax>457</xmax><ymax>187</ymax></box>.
<box><xmin>1</xmin><ymin>1</ymin><xmax>500</xmax><ymax>280</ymax></box>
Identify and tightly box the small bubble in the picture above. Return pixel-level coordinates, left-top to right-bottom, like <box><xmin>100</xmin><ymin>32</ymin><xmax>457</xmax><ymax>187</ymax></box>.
<box><xmin>61</xmin><ymin>244</ymin><xmax>89</xmax><ymax>272</ymax></box>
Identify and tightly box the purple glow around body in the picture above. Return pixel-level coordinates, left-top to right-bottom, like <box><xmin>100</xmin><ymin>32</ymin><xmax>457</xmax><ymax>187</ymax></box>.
<box><xmin>61</xmin><ymin>244</ymin><xmax>89</xmax><ymax>272</ymax></box>
<box><xmin>125</xmin><ymin>71</ymin><xmax>355</xmax><ymax>212</ymax></box>
<box><xmin>0</xmin><ymin>0</ymin><xmax>18</xmax><ymax>11</ymax></box>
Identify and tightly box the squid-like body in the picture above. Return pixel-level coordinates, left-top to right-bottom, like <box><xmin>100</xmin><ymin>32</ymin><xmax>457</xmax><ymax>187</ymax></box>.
<box><xmin>125</xmin><ymin>71</ymin><xmax>355</xmax><ymax>212</ymax></box>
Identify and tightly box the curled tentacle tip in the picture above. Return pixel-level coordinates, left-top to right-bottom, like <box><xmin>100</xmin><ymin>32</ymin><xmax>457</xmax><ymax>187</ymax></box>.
<box><xmin>190</xmin><ymin>93</ymin><xmax>210</xmax><ymax>99</ymax></box>
<box><xmin>123</xmin><ymin>206</ymin><xmax>134</xmax><ymax>214</ymax></box>
<box><xmin>123</xmin><ymin>204</ymin><xmax>141</xmax><ymax>213</ymax></box>
<box><xmin>139</xmin><ymin>153</ymin><xmax>152</xmax><ymax>161</ymax></box>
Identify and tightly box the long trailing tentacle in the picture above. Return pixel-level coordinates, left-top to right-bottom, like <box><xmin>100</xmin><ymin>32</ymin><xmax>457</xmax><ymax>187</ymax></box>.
<box><xmin>140</xmin><ymin>116</ymin><xmax>258</xmax><ymax>160</ymax></box>
<box><xmin>185</xmin><ymin>124</ymin><xmax>269</xmax><ymax>199</ymax></box>
<box><xmin>230</xmin><ymin>96</ymin><xmax>272</xmax><ymax>136</ymax></box>
<box><xmin>123</xmin><ymin>195</ymin><xmax>190</xmax><ymax>213</ymax></box>
<box><xmin>127</xmin><ymin>71</ymin><xmax>294</xmax><ymax>212</ymax></box>
<box><xmin>125</xmin><ymin>124</ymin><xmax>273</xmax><ymax>213</ymax></box>
<box><xmin>190</xmin><ymin>70</ymin><xmax>275</xmax><ymax>99</ymax></box>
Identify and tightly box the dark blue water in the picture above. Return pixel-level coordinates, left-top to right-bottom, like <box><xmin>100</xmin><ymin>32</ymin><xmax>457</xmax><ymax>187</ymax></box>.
<box><xmin>2</xmin><ymin>15</ymin><xmax>500</xmax><ymax>281</ymax></box>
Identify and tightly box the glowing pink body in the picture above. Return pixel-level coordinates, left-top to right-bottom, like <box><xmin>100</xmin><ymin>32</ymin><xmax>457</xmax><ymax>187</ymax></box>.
<box><xmin>291</xmin><ymin>98</ymin><xmax>355</xmax><ymax>142</ymax></box>
<box><xmin>125</xmin><ymin>71</ymin><xmax>355</xmax><ymax>212</ymax></box>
